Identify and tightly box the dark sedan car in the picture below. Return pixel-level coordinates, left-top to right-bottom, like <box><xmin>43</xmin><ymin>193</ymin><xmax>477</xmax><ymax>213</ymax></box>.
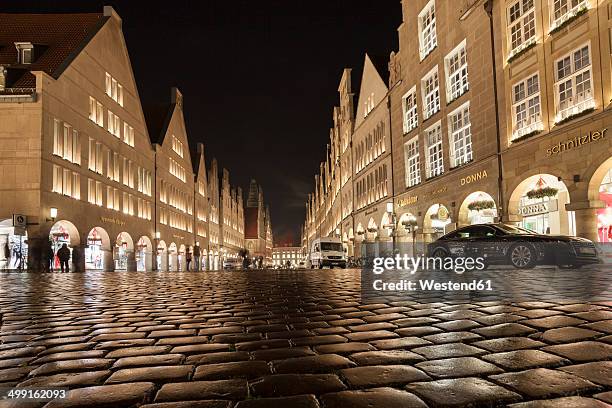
<box><xmin>427</xmin><ymin>223</ymin><xmax>600</xmax><ymax>269</ymax></box>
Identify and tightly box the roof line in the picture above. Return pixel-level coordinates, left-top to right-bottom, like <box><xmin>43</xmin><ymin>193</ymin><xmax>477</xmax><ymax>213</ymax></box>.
<box><xmin>52</xmin><ymin>15</ymin><xmax>110</xmax><ymax>80</ymax></box>
<box><xmin>157</xmin><ymin>102</ymin><xmax>177</xmax><ymax>146</ymax></box>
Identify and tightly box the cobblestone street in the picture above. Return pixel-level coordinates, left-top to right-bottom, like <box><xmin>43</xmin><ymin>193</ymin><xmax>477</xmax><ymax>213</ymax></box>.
<box><xmin>0</xmin><ymin>269</ymin><xmax>610</xmax><ymax>408</ymax></box>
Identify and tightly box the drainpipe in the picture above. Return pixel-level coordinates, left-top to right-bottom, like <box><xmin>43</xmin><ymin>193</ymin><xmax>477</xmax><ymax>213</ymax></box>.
<box><xmin>153</xmin><ymin>146</ymin><xmax>158</xmax><ymax>271</ymax></box>
<box><xmin>485</xmin><ymin>0</ymin><xmax>505</xmax><ymax>221</ymax></box>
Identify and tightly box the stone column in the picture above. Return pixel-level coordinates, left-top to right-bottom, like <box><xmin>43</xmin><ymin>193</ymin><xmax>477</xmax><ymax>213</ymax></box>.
<box><xmin>145</xmin><ymin>250</ymin><xmax>153</xmax><ymax>271</ymax></box>
<box><xmin>126</xmin><ymin>250</ymin><xmax>137</xmax><ymax>271</ymax></box>
<box><xmin>71</xmin><ymin>241</ymin><xmax>86</xmax><ymax>273</ymax></box>
<box><xmin>102</xmin><ymin>249</ymin><xmax>114</xmax><ymax>272</ymax></box>
<box><xmin>566</xmin><ymin>200</ymin><xmax>603</xmax><ymax>241</ymax></box>
<box><xmin>25</xmin><ymin>236</ymin><xmax>44</xmax><ymax>271</ymax></box>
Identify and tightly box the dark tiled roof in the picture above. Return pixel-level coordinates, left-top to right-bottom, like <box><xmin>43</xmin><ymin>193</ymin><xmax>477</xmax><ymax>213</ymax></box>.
<box><xmin>142</xmin><ymin>102</ymin><xmax>174</xmax><ymax>146</ymax></box>
<box><xmin>0</xmin><ymin>12</ymin><xmax>107</xmax><ymax>87</ymax></box>
<box><xmin>244</xmin><ymin>207</ymin><xmax>259</xmax><ymax>239</ymax></box>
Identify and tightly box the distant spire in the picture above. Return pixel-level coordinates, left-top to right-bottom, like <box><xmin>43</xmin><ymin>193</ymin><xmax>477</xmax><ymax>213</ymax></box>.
<box><xmin>247</xmin><ymin>179</ymin><xmax>259</xmax><ymax>208</ymax></box>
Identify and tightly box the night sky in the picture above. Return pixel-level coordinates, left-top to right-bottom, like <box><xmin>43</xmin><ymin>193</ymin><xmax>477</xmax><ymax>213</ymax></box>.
<box><xmin>4</xmin><ymin>0</ymin><xmax>401</xmax><ymax>245</ymax></box>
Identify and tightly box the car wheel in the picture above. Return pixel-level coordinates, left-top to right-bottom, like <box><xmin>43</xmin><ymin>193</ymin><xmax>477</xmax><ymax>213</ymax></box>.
<box><xmin>509</xmin><ymin>244</ymin><xmax>536</xmax><ymax>269</ymax></box>
<box><xmin>318</xmin><ymin>262</ymin><xmax>323</xmax><ymax>269</ymax></box>
<box><xmin>433</xmin><ymin>248</ymin><xmax>447</xmax><ymax>258</ymax></box>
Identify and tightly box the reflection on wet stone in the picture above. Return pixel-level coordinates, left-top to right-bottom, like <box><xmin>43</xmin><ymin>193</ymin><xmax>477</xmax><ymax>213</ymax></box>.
<box><xmin>0</xmin><ymin>269</ymin><xmax>609</xmax><ymax>406</ymax></box>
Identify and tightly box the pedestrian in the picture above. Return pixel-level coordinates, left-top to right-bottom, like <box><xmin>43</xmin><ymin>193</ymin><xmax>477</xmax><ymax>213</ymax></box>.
<box><xmin>42</xmin><ymin>242</ymin><xmax>53</xmax><ymax>273</ymax></box>
<box><xmin>57</xmin><ymin>243</ymin><xmax>70</xmax><ymax>273</ymax></box>
<box><xmin>186</xmin><ymin>248</ymin><xmax>192</xmax><ymax>271</ymax></box>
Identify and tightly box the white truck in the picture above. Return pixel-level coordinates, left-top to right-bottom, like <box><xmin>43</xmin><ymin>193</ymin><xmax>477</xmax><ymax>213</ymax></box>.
<box><xmin>309</xmin><ymin>237</ymin><xmax>347</xmax><ymax>269</ymax></box>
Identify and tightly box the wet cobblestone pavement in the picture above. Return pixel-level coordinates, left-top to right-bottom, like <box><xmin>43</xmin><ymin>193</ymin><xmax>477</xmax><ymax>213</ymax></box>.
<box><xmin>0</xmin><ymin>269</ymin><xmax>610</xmax><ymax>407</ymax></box>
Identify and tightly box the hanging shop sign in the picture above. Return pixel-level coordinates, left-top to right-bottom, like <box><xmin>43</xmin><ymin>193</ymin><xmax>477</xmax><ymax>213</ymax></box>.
<box><xmin>518</xmin><ymin>199</ymin><xmax>558</xmax><ymax>216</ymax></box>
<box><xmin>546</xmin><ymin>128</ymin><xmax>607</xmax><ymax>156</ymax></box>
<box><xmin>437</xmin><ymin>206</ymin><xmax>450</xmax><ymax>220</ymax></box>
<box><xmin>460</xmin><ymin>170</ymin><xmax>488</xmax><ymax>186</ymax></box>
<box><xmin>12</xmin><ymin>214</ymin><xmax>26</xmax><ymax>228</ymax></box>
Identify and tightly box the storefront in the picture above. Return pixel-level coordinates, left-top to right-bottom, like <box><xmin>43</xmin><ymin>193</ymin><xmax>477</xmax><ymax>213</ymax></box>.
<box><xmin>597</xmin><ymin>168</ymin><xmax>612</xmax><ymax>242</ymax></box>
<box><xmin>168</xmin><ymin>242</ymin><xmax>178</xmax><ymax>271</ymax></box>
<box><xmin>424</xmin><ymin>204</ymin><xmax>452</xmax><ymax>241</ymax></box>
<box><xmin>136</xmin><ymin>236</ymin><xmax>150</xmax><ymax>271</ymax></box>
<box><xmin>157</xmin><ymin>240</ymin><xmax>168</xmax><ymax>271</ymax></box>
<box><xmin>115</xmin><ymin>232</ymin><xmax>133</xmax><ymax>271</ymax></box>
<box><xmin>50</xmin><ymin>222</ymin><xmax>72</xmax><ymax>270</ymax></box>
<box><xmin>85</xmin><ymin>228</ymin><xmax>104</xmax><ymax>270</ymax></box>
<box><xmin>459</xmin><ymin>191</ymin><xmax>497</xmax><ymax>226</ymax></box>
<box><xmin>0</xmin><ymin>219</ymin><xmax>28</xmax><ymax>270</ymax></box>
<box><xmin>515</xmin><ymin>175</ymin><xmax>574</xmax><ymax>236</ymax></box>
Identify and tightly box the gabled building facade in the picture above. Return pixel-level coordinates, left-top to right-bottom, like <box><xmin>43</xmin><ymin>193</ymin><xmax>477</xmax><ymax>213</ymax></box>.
<box><xmin>146</xmin><ymin>87</ymin><xmax>195</xmax><ymax>271</ymax></box>
<box><xmin>352</xmin><ymin>54</ymin><xmax>392</xmax><ymax>257</ymax></box>
<box><xmin>0</xmin><ymin>7</ymin><xmax>249</xmax><ymax>271</ymax></box>
<box><xmin>0</xmin><ymin>7</ymin><xmax>156</xmax><ymax>271</ymax></box>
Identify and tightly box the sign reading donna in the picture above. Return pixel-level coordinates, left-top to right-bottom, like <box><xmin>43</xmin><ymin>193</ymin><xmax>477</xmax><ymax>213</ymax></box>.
<box><xmin>518</xmin><ymin>199</ymin><xmax>558</xmax><ymax>216</ymax></box>
<box><xmin>546</xmin><ymin>128</ymin><xmax>607</xmax><ymax>156</ymax></box>
<box><xmin>460</xmin><ymin>170</ymin><xmax>488</xmax><ymax>186</ymax></box>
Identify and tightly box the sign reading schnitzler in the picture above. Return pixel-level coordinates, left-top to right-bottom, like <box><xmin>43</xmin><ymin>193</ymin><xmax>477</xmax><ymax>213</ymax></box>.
<box><xmin>546</xmin><ymin>128</ymin><xmax>607</xmax><ymax>156</ymax></box>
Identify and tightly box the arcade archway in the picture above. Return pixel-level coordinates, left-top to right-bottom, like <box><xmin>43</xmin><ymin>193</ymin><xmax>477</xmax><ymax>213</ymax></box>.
<box><xmin>136</xmin><ymin>236</ymin><xmax>152</xmax><ymax>271</ymax></box>
<box><xmin>115</xmin><ymin>232</ymin><xmax>134</xmax><ymax>271</ymax></box>
<box><xmin>49</xmin><ymin>220</ymin><xmax>80</xmax><ymax>270</ymax></box>
<box><xmin>458</xmin><ymin>191</ymin><xmax>497</xmax><ymax>227</ymax></box>
<box><xmin>423</xmin><ymin>204</ymin><xmax>452</xmax><ymax>242</ymax></box>
<box><xmin>157</xmin><ymin>240</ymin><xmax>168</xmax><ymax>271</ymax></box>
<box><xmin>85</xmin><ymin>227</ymin><xmax>111</xmax><ymax>271</ymax></box>
<box><xmin>168</xmin><ymin>242</ymin><xmax>178</xmax><ymax>271</ymax></box>
<box><xmin>509</xmin><ymin>174</ymin><xmax>573</xmax><ymax>235</ymax></box>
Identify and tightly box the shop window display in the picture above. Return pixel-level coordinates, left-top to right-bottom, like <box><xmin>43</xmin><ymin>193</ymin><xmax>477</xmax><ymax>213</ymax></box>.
<box><xmin>597</xmin><ymin>168</ymin><xmax>612</xmax><ymax>242</ymax></box>
<box><xmin>518</xmin><ymin>175</ymin><xmax>575</xmax><ymax>235</ymax></box>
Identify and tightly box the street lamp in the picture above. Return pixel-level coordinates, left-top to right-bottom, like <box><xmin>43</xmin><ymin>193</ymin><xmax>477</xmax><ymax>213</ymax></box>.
<box><xmin>155</xmin><ymin>231</ymin><xmax>161</xmax><ymax>239</ymax></box>
<box><xmin>47</xmin><ymin>207</ymin><xmax>58</xmax><ymax>222</ymax></box>
<box><xmin>335</xmin><ymin>228</ymin><xmax>340</xmax><ymax>238</ymax></box>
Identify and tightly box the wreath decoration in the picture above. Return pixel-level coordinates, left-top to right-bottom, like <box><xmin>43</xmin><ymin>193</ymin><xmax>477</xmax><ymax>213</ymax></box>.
<box><xmin>467</xmin><ymin>200</ymin><xmax>495</xmax><ymax>211</ymax></box>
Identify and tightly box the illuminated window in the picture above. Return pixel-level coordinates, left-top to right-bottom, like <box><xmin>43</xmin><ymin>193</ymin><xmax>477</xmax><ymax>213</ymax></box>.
<box><xmin>402</xmin><ymin>87</ymin><xmax>418</xmax><ymax>134</ymax></box>
<box><xmin>550</xmin><ymin>0</ymin><xmax>588</xmax><ymax>32</ymax></box>
<box><xmin>123</xmin><ymin>123</ymin><xmax>134</xmax><ymax>147</ymax></box>
<box><xmin>507</xmin><ymin>0</ymin><xmax>536</xmax><ymax>58</ymax></box>
<box><xmin>107</xmin><ymin>110</ymin><xmax>120</xmax><ymax>137</ymax></box>
<box><xmin>512</xmin><ymin>73</ymin><xmax>542</xmax><ymax>140</ymax></box>
<box><xmin>421</xmin><ymin>67</ymin><xmax>440</xmax><ymax>120</ymax></box>
<box><xmin>445</xmin><ymin>40</ymin><xmax>468</xmax><ymax>102</ymax></box>
<box><xmin>105</xmin><ymin>72</ymin><xmax>124</xmax><ymax>107</ymax></box>
<box><xmin>425</xmin><ymin>121</ymin><xmax>444</xmax><ymax>178</ymax></box>
<box><xmin>418</xmin><ymin>0</ymin><xmax>437</xmax><ymax>60</ymax></box>
<box><xmin>169</xmin><ymin>157</ymin><xmax>186</xmax><ymax>182</ymax></box>
<box><xmin>404</xmin><ymin>137</ymin><xmax>420</xmax><ymax>187</ymax></box>
<box><xmin>554</xmin><ymin>43</ymin><xmax>593</xmax><ymax>123</ymax></box>
<box><xmin>51</xmin><ymin>165</ymin><xmax>79</xmax><ymax>199</ymax></box>
<box><xmin>448</xmin><ymin>102</ymin><xmax>472</xmax><ymax>167</ymax></box>
<box><xmin>172</xmin><ymin>135</ymin><xmax>184</xmax><ymax>158</ymax></box>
